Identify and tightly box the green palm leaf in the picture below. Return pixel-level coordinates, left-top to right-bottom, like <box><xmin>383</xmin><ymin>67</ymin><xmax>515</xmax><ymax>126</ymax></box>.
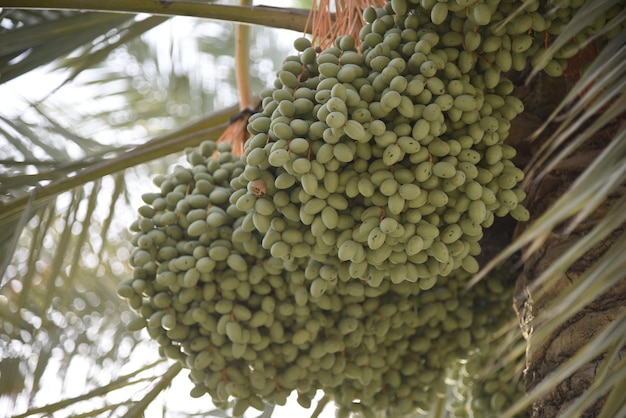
<box><xmin>50</xmin><ymin>15</ymin><xmax>170</xmax><ymax>94</ymax></box>
<box><xmin>0</xmin><ymin>11</ymin><xmax>134</xmax><ymax>84</ymax></box>
<box><xmin>11</xmin><ymin>359</ymin><xmax>169</xmax><ymax>418</ymax></box>
<box><xmin>0</xmin><ymin>105</ymin><xmax>236</xmax><ymax>226</ymax></box>
<box><xmin>0</xmin><ymin>1</ymin><xmax>312</xmax><ymax>33</ymax></box>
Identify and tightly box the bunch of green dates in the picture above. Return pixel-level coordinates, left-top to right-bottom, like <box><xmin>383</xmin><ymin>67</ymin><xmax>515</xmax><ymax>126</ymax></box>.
<box><xmin>119</xmin><ymin>140</ymin><xmax>521</xmax><ymax>416</ymax></box>
<box><xmin>238</xmin><ymin>11</ymin><xmax>529</xmax><ymax>297</ymax></box>
<box><xmin>120</xmin><ymin>0</ymin><xmax>625</xmax><ymax>416</ymax></box>
<box><xmin>388</xmin><ymin>0</ymin><xmax>623</xmax><ymax>77</ymax></box>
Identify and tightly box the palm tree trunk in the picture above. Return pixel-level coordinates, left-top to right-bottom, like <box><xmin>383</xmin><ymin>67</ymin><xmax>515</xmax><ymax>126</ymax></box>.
<box><xmin>511</xmin><ymin>71</ymin><xmax>626</xmax><ymax>417</ymax></box>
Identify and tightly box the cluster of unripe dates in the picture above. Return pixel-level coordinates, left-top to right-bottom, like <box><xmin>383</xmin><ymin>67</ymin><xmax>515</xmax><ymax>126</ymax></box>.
<box><xmin>121</xmin><ymin>141</ymin><xmax>522</xmax><ymax>416</ymax></box>
<box><xmin>120</xmin><ymin>0</ymin><xmax>623</xmax><ymax>416</ymax></box>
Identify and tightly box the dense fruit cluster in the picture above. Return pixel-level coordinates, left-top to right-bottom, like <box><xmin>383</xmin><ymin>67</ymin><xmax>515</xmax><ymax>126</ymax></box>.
<box><xmin>388</xmin><ymin>0</ymin><xmax>623</xmax><ymax>77</ymax></box>
<box><xmin>237</xmin><ymin>9</ymin><xmax>529</xmax><ymax>295</ymax></box>
<box><xmin>444</xmin><ymin>270</ymin><xmax>528</xmax><ymax>418</ymax></box>
<box><xmin>120</xmin><ymin>0</ymin><xmax>623</xmax><ymax>416</ymax></box>
<box><xmin>120</xmin><ymin>141</ymin><xmax>519</xmax><ymax>416</ymax></box>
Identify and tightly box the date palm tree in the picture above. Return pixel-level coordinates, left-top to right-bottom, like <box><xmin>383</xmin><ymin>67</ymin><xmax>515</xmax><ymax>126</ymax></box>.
<box><xmin>0</xmin><ymin>1</ymin><xmax>624</xmax><ymax>417</ymax></box>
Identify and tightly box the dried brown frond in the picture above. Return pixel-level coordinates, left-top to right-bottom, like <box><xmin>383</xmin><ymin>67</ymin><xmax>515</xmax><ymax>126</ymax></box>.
<box><xmin>215</xmin><ymin>107</ymin><xmax>257</xmax><ymax>157</ymax></box>
<box><xmin>306</xmin><ymin>0</ymin><xmax>385</xmax><ymax>51</ymax></box>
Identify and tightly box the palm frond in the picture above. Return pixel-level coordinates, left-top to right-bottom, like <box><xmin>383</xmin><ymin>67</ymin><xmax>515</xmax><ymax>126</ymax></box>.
<box><xmin>1</xmin><ymin>2</ymin><xmax>312</xmax><ymax>34</ymax></box>
<box><xmin>11</xmin><ymin>359</ymin><xmax>169</xmax><ymax>418</ymax></box>
<box><xmin>0</xmin><ymin>108</ymin><xmax>238</xmax><ymax>415</ymax></box>
<box><xmin>0</xmin><ymin>11</ymin><xmax>134</xmax><ymax>84</ymax></box>
<box><xmin>596</xmin><ymin>364</ymin><xmax>626</xmax><ymax>418</ymax></box>
<box><xmin>0</xmin><ymin>104</ymin><xmax>236</xmax><ymax>229</ymax></box>
<box><xmin>50</xmin><ymin>15</ymin><xmax>170</xmax><ymax>95</ymax></box>
<box><xmin>119</xmin><ymin>362</ymin><xmax>183</xmax><ymax>418</ymax></box>
<box><xmin>529</xmin><ymin>30</ymin><xmax>626</xmax><ymax>181</ymax></box>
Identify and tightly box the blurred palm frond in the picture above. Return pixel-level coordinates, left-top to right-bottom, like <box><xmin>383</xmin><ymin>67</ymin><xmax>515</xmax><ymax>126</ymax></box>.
<box><xmin>11</xmin><ymin>359</ymin><xmax>171</xmax><ymax>418</ymax></box>
<box><xmin>0</xmin><ymin>104</ymin><xmax>237</xmax><ymax>281</ymax></box>
<box><xmin>0</xmin><ymin>2</ymin><xmax>312</xmax><ymax>35</ymax></box>
<box><xmin>0</xmin><ymin>10</ymin><xmax>136</xmax><ymax>84</ymax></box>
